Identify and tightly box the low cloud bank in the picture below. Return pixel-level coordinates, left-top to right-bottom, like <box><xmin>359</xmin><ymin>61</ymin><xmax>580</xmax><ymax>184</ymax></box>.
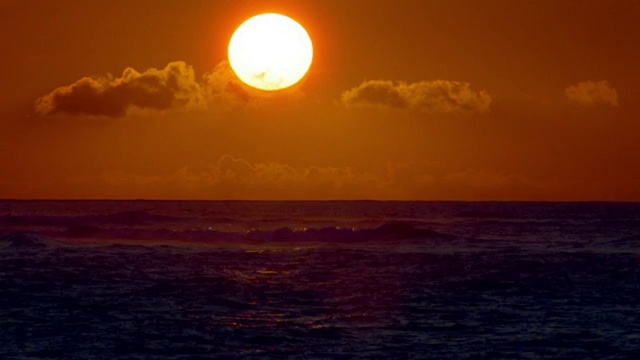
<box><xmin>89</xmin><ymin>155</ymin><xmax>539</xmax><ymax>200</ymax></box>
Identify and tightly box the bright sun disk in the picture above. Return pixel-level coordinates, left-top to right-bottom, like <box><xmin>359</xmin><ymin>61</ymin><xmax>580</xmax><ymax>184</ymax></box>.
<box><xmin>228</xmin><ymin>13</ymin><xmax>313</xmax><ymax>91</ymax></box>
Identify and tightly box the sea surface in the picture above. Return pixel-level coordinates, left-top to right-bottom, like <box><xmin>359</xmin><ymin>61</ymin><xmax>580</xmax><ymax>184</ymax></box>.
<box><xmin>1</xmin><ymin>200</ymin><xmax>640</xmax><ymax>359</ymax></box>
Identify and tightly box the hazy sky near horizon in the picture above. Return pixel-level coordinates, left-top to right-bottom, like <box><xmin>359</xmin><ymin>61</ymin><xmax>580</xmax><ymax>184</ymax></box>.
<box><xmin>1</xmin><ymin>0</ymin><xmax>639</xmax><ymax>200</ymax></box>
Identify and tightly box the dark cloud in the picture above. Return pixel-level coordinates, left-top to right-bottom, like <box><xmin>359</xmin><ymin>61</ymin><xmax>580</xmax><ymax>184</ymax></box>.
<box><xmin>565</xmin><ymin>80</ymin><xmax>619</xmax><ymax>107</ymax></box>
<box><xmin>341</xmin><ymin>80</ymin><xmax>492</xmax><ymax>113</ymax></box>
<box><xmin>202</xmin><ymin>62</ymin><xmax>253</xmax><ymax>105</ymax></box>
<box><xmin>36</xmin><ymin>62</ymin><xmax>205</xmax><ymax>117</ymax></box>
<box><xmin>35</xmin><ymin>61</ymin><xmax>304</xmax><ymax>118</ymax></box>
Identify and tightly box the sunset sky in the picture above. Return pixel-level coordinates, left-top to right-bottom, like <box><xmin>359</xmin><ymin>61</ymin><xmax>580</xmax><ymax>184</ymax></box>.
<box><xmin>1</xmin><ymin>0</ymin><xmax>639</xmax><ymax>200</ymax></box>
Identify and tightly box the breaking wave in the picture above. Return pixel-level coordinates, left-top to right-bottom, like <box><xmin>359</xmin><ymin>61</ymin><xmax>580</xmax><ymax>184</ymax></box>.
<box><xmin>0</xmin><ymin>232</ymin><xmax>53</xmax><ymax>249</ymax></box>
<box><xmin>41</xmin><ymin>222</ymin><xmax>459</xmax><ymax>243</ymax></box>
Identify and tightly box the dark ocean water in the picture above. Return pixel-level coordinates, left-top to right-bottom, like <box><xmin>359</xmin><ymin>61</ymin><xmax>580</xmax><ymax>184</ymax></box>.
<box><xmin>1</xmin><ymin>201</ymin><xmax>640</xmax><ymax>359</ymax></box>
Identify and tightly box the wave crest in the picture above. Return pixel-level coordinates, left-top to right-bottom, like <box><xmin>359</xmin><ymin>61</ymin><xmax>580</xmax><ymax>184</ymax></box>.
<box><xmin>47</xmin><ymin>222</ymin><xmax>458</xmax><ymax>243</ymax></box>
<box><xmin>0</xmin><ymin>232</ymin><xmax>52</xmax><ymax>249</ymax></box>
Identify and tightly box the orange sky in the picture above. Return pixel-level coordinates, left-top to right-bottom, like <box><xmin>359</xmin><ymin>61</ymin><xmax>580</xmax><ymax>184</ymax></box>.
<box><xmin>1</xmin><ymin>0</ymin><xmax>639</xmax><ymax>200</ymax></box>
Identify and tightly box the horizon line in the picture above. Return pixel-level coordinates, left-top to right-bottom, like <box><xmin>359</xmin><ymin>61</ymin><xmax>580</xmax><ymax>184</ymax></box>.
<box><xmin>1</xmin><ymin>199</ymin><xmax>639</xmax><ymax>203</ymax></box>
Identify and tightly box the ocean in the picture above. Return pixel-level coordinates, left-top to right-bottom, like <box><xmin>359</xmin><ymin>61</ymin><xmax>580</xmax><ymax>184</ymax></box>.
<box><xmin>1</xmin><ymin>201</ymin><xmax>639</xmax><ymax>359</ymax></box>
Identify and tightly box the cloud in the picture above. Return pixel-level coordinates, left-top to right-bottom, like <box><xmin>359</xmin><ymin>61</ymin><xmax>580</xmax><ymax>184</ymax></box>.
<box><xmin>341</xmin><ymin>80</ymin><xmax>492</xmax><ymax>113</ymax></box>
<box><xmin>35</xmin><ymin>60</ymin><xmax>307</xmax><ymax>118</ymax></box>
<box><xmin>79</xmin><ymin>155</ymin><xmax>546</xmax><ymax>200</ymax></box>
<box><xmin>36</xmin><ymin>62</ymin><xmax>207</xmax><ymax>117</ymax></box>
<box><xmin>202</xmin><ymin>62</ymin><xmax>252</xmax><ymax>104</ymax></box>
<box><xmin>213</xmin><ymin>155</ymin><xmax>380</xmax><ymax>189</ymax></box>
<box><xmin>94</xmin><ymin>155</ymin><xmax>384</xmax><ymax>200</ymax></box>
<box><xmin>565</xmin><ymin>80</ymin><xmax>619</xmax><ymax>107</ymax></box>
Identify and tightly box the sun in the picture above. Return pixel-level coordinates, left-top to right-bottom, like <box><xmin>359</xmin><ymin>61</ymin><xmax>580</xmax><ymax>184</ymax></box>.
<box><xmin>228</xmin><ymin>13</ymin><xmax>313</xmax><ymax>91</ymax></box>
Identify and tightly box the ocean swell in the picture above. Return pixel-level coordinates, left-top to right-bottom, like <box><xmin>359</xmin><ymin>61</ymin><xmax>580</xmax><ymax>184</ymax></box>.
<box><xmin>27</xmin><ymin>222</ymin><xmax>460</xmax><ymax>244</ymax></box>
